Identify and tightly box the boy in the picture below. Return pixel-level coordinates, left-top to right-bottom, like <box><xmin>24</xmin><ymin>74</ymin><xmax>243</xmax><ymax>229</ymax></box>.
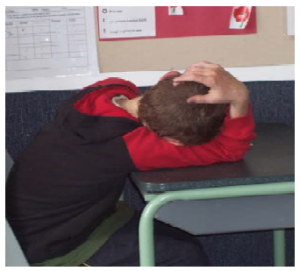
<box><xmin>6</xmin><ymin>61</ymin><xmax>256</xmax><ymax>266</ymax></box>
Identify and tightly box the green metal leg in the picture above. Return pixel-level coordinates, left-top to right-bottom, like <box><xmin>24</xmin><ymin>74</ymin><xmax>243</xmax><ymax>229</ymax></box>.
<box><xmin>138</xmin><ymin>182</ymin><xmax>294</xmax><ymax>266</ymax></box>
<box><xmin>138</xmin><ymin>207</ymin><xmax>156</xmax><ymax>266</ymax></box>
<box><xmin>273</xmin><ymin>229</ymin><xmax>286</xmax><ymax>266</ymax></box>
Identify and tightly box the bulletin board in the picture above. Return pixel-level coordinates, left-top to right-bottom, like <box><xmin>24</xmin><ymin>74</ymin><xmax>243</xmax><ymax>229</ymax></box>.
<box><xmin>95</xmin><ymin>6</ymin><xmax>294</xmax><ymax>72</ymax></box>
<box><xmin>97</xmin><ymin>6</ymin><xmax>256</xmax><ymax>40</ymax></box>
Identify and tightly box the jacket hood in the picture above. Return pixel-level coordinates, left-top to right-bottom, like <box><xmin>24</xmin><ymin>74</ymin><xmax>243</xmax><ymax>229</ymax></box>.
<box><xmin>55</xmin><ymin>80</ymin><xmax>142</xmax><ymax>144</ymax></box>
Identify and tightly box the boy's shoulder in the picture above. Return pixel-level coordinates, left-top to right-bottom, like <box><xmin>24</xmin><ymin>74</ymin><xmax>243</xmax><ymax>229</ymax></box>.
<box><xmin>74</xmin><ymin>78</ymin><xmax>140</xmax><ymax>121</ymax></box>
<box><xmin>82</xmin><ymin>77</ymin><xmax>140</xmax><ymax>95</ymax></box>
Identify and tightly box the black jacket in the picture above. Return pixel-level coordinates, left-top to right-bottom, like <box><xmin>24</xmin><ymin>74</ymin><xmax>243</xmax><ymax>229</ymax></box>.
<box><xmin>6</xmin><ymin>79</ymin><xmax>142</xmax><ymax>264</ymax></box>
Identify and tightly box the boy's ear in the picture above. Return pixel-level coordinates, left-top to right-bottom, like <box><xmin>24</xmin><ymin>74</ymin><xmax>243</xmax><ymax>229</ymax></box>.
<box><xmin>163</xmin><ymin>136</ymin><xmax>184</xmax><ymax>146</ymax></box>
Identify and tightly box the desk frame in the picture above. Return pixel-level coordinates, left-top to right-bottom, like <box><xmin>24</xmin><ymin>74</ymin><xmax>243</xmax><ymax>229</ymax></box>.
<box><xmin>138</xmin><ymin>182</ymin><xmax>294</xmax><ymax>266</ymax></box>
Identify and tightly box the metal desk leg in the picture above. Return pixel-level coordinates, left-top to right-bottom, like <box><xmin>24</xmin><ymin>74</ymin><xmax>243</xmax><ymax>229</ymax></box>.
<box><xmin>273</xmin><ymin>229</ymin><xmax>286</xmax><ymax>266</ymax></box>
<box><xmin>138</xmin><ymin>182</ymin><xmax>294</xmax><ymax>266</ymax></box>
<box><xmin>138</xmin><ymin>200</ymin><xmax>157</xmax><ymax>266</ymax></box>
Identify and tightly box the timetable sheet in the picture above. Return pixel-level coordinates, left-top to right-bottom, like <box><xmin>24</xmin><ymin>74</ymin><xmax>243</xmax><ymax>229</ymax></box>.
<box><xmin>5</xmin><ymin>6</ymin><xmax>99</xmax><ymax>80</ymax></box>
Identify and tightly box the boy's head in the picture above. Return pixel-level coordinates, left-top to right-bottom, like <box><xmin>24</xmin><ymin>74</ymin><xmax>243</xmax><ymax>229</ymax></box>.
<box><xmin>138</xmin><ymin>74</ymin><xmax>227</xmax><ymax>146</ymax></box>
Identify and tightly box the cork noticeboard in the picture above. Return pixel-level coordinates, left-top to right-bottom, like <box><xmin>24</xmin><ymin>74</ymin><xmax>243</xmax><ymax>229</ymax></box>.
<box><xmin>95</xmin><ymin>6</ymin><xmax>294</xmax><ymax>73</ymax></box>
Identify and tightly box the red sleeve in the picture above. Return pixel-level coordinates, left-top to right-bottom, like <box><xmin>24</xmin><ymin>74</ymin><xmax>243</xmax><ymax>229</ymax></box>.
<box><xmin>123</xmin><ymin>105</ymin><xmax>257</xmax><ymax>171</ymax></box>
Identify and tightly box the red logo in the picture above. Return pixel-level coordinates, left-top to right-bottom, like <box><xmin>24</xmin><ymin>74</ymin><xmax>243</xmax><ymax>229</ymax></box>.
<box><xmin>234</xmin><ymin>6</ymin><xmax>250</xmax><ymax>22</ymax></box>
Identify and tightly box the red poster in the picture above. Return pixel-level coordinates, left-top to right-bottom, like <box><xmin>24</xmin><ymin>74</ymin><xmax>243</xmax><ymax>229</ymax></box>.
<box><xmin>98</xmin><ymin>6</ymin><xmax>256</xmax><ymax>41</ymax></box>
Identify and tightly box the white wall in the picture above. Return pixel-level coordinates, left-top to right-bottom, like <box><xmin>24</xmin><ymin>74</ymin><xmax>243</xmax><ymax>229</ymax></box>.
<box><xmin>6</xmin><ymin>64</ymin><xmax>295</xmax><ymax>93</ymax></box>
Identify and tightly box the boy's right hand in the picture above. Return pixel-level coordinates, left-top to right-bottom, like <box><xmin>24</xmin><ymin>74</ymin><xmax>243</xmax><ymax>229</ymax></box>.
<box><xmin>173</xmin><ymin>61</ymin><xmax>250</xmax><ymax>118</ymax></box>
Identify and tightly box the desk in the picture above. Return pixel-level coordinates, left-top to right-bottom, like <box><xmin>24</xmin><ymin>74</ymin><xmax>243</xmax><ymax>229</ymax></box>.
<box><xmin>130</xmin><ymin>123</ymin><xmax>294</xmax><ymax>266</ymax></box>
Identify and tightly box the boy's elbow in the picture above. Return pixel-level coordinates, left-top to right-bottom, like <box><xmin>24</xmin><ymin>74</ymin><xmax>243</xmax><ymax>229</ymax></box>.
<box><xmin>223</xmin><ymin>144</ymin><xmax>252</xmax><ymax>162</ymax></box>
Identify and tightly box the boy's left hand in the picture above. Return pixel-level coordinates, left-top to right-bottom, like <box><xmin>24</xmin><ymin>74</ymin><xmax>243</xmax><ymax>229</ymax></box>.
<box><xmin>173</xmin><ymin>61</ymin><xmax>250</xmax><ymax>118</ymax></box>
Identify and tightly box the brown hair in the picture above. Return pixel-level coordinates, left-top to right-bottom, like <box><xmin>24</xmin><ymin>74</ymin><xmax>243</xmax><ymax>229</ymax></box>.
<box><xmin>138</xmin><ymin>76</ymin><xmax>227</xmax><ymax>145</ymax></box>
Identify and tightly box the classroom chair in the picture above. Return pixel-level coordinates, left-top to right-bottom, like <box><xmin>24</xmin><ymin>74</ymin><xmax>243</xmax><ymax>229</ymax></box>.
<box><xmin>5</xmin><ymin>151</ymin><xmax>29</xmax><ymax>266</ymax></box>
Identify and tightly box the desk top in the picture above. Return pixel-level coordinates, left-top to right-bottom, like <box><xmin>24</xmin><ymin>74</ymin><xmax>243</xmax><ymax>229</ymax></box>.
<box><xmin>131</xmin><ymin>123</ymin><xmax>294</xmax><ymax>192</ymax></box>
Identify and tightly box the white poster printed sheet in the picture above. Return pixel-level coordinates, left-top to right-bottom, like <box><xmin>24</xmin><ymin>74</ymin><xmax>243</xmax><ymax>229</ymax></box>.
<box><xmin>98</xmin><ymin>6</ymin><xmax>156</xmax><ymax>39</ymax></box>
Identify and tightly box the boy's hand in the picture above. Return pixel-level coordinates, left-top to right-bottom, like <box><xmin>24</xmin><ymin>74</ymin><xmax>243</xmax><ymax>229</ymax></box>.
<box><xmin>173</xmin><ymin>61</ymin><xmax>249</xmax><ymax>118</ymax></box>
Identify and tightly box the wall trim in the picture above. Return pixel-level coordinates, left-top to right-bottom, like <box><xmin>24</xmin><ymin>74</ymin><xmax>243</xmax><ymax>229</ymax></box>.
<box><xmin>6</xmin><ymin>64</ymin><xmax>294</xmax><ymax>93</ymax></box>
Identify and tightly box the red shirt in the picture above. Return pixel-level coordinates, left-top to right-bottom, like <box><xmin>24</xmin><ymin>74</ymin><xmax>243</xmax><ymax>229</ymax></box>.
<box><xmin>75</xmin><ymin>77</ymin><xmax>257</xmax><ymax>171</ymax></box>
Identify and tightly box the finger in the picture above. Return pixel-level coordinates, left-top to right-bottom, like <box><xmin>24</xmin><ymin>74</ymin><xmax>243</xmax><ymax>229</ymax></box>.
<box><xmin>187</xmin><ymin>94</ymin><xmax>211</xmax><ymax>104</ymax></box>
<box><xmin>186</xmin><ymin>67</ymin><xmax>218</xmax><ymax>77</ymax></box>
<box><xmin>188</xmin><ymin>94</ymin><xmax>229</xmax><ymax>104</ymax></box>
<box><xmin>189</xmin><ymin>61</ymin><xmax>213</xmax><ymax>67</ymax></box>
<box><xmin>184</xmin><ymin>62</ymin><xmax>210</xmax><ymax>73</ymax></box>
<box><xmin>173</xmin><ymin>80</ymin><xmax>183</xmax><ymax>87</ymax></box>
<box><xmin>173</xmin><ymin>71</ymin><xmax>215</xmax><ymax>88</ymax></box>
<box><xmin>178</xmin><ymin>66</ymin><xmax>219</xmax><ymax>79</ymax></box>
<box><xmin>173</xmin><ymin>73</ymin><xmax>207</xmax><ymax>84</ymax></box>
<box><xmin>174</xmin><ymin>69</ymin><xmax>214</xmax><ymax>80</ymax></box>
<box><xmin>188</xmin><ymin>61</ymin><xmax>219</xmax><ymax>70</ymax></box>
<box><xmin>187</xmin><ymin>66</ymin><xmax>210</xmax><ymax>72</ymax></box>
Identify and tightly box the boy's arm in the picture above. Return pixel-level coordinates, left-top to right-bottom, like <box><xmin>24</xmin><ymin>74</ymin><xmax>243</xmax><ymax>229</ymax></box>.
<box><xmin>124</xmin><ymin>61</ymin><xmax>256</xmax><ymax>171</ymax></box>
<box><xmin>123</xmin><ymin>106</ymin><xmax>256</xmax><ymax>171</ymax></box>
